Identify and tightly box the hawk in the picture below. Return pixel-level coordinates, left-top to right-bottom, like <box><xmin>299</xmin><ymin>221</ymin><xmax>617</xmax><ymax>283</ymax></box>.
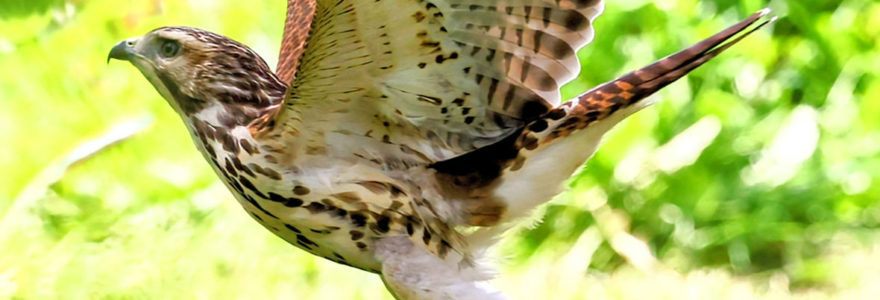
<box><xmin>109</xmin><ymin>1</ymin><xmax>773</xmax><ymax>299</ymax></box>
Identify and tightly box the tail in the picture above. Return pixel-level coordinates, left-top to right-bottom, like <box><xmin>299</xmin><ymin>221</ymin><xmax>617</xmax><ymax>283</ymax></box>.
<box><xmin>455</xmin><ymin>9</ymin><xmax>776</xmax><ymax>231</ymax></box>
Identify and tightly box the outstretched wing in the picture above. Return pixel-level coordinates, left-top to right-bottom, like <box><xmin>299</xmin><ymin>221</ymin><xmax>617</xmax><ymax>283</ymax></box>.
<box><xmin>270</xmin><ymin>0</ymin><xmax>604</xmax><ymax>162</ymax></box>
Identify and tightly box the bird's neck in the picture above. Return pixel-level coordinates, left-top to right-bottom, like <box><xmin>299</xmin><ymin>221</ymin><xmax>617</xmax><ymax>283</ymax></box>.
<box><xmin>184</xmin><ymin>73</ymin><xmax>288</xmax><ymax>130</ymax></box>
<box><xmin>184</xmin><ymin>103</ymin><xmax>276</xmax><ymax>172</ymax></box>
<box><xmin>179</xmin><ymin>71</ymin><xmax>289</xmax><ymax>164</ymax></box>
<box><xmin>187</xmin><ymin>102</ymin><xmax>275</xmax><ymax>129</ymax></box>
<box><xmin>181</xmin><ymin>103</ymin><xmax>281</xmax><ymax>164</ymax></box>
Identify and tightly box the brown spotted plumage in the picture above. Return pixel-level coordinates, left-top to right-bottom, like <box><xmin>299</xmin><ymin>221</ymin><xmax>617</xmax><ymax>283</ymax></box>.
<box><xmin>109</xmin><ymin>2</ymin><xmax>773</xmax><ymax>299</ymax></box>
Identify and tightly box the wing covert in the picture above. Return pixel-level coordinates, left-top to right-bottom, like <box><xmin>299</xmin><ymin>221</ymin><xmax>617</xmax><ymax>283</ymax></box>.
<box><xmin>270</xmin><ymin>0</ymin><xmax>604</xmax><ymax>162</ymax></box>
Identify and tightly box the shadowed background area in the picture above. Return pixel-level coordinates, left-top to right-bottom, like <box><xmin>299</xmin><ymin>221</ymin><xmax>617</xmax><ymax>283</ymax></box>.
<box><xmin>1</xmin><ymin>0</ymin><xmax>879</xmax><ymax>299</ymax></box>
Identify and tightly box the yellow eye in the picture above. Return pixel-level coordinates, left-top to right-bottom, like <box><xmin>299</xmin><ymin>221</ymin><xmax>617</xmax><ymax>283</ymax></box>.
<box><xmin>160</xmin><ymin>40</ymin><xmax>181</xmax><ymax>58</ymax></box>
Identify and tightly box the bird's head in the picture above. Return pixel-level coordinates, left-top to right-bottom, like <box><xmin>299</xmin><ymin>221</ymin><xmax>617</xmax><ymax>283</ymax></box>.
<box><xmin>109</xmin><ymin>26</ymin><xmax>287</xmax><ymax>128</ymax></box>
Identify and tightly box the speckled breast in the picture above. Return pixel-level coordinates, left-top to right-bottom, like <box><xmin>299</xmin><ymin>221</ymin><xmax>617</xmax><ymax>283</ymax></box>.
<box><xmin>187</xmin><ymin>120</ymin><xmax>405</xmax><ymax>273</ymax></box>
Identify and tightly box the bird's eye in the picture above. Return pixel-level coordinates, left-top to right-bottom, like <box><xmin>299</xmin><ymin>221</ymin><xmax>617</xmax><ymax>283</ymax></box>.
<box><xmin>159</xmin><ymin>40</ymin><xmax>181</xmax><ymax>58</ymax></box>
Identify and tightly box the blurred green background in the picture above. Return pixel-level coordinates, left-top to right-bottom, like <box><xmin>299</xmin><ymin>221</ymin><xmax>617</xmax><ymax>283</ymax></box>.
<box><xmin>1</xmin><ymin>0</ymin><xmax>878</xmax><ymax>299</ymax></box>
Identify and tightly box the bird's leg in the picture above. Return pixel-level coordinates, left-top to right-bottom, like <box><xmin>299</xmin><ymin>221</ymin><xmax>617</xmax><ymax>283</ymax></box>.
<box><xmin>375</xmin><ymin>236</ymin><xmax>508</xmax><ymax>300</ymax></box>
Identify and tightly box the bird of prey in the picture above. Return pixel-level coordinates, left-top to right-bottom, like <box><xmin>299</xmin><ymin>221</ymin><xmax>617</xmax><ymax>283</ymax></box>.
<box><xmin>109</xmin><ymin>1</ymin><xmax>773</xmax><ymax>299</ymax></box>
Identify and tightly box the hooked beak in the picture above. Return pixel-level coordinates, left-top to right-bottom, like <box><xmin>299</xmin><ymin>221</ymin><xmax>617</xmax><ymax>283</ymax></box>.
<box><xmin>107</xmin><ymin>38</ymin><xmax>139</xmax><ymax>64</ymax></box>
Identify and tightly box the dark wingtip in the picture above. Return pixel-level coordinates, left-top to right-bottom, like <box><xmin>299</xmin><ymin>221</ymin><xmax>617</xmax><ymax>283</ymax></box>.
<box><xmin>568</xmin><ymin>8</ymin><xmax>775</xmax><ymax>119</ymax></box>
<box><xmin>629</xmin><ymin>7</ymin><xmax>775</xmax><ymax>93</ymax></box>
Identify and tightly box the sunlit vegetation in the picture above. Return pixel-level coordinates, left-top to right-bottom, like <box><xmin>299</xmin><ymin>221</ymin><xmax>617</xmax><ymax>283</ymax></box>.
<box><xmin>2</xmin><ymin>0</ymin><xmax>878</xmax><ymax>299</ymax></box>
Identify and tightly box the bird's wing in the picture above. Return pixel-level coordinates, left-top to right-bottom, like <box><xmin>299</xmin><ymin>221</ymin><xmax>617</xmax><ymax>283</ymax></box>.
<box><xmin>268</xmin><ymin>0</ymin><xmax>604</xmax><ymax>161</ymax></box>
<box><xmin>275</xmin><ymin>0</ymin><xmax>317</xmax><ymax>83</ymax></box>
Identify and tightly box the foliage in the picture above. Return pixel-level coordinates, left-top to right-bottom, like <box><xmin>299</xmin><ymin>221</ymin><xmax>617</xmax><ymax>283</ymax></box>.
<box><xmin>1</xmin><ymin>0</ymin><xmax>878</xmax><ymax>299</ymax></box>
